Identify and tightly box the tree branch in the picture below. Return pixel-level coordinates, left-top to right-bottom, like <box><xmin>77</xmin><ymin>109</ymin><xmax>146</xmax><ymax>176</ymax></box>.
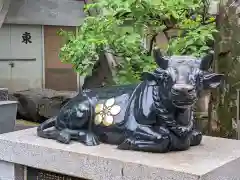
<box><xmin>148</xmin><ymin>33</ymin><xmax>158</xmax><ymax>56</ymax></box>
<box><xmin>163</xmin><ymin>28</ymin><xmax>171</xmax><ymax>41</ymax></box>
<box><xmin>169</xmin><ymin>19</ymin><xmax>216</xmax><ymax>40</ymax></box>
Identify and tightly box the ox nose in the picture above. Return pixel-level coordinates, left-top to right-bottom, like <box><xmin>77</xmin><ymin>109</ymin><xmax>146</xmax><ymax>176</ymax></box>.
<box><xmin>171</xmin><ymin>84</ymin><xmax>194</xmax><ymax>94</ymax></box>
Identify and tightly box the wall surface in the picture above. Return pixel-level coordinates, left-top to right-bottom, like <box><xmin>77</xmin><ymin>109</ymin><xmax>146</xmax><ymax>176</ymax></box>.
<box><xmin>44</xmin><ymin>25</ymin><xmax>78</xmax><ymax>91</ymax></box>
<box><xmin>0</xmin><ymin>24</ymin><xmax>43</xmax><ymax>91</ymax></box>
<box><xmin>4</xmin><ymin>0</ymin><xmax>85</xmax><ymax>26</ymax></box>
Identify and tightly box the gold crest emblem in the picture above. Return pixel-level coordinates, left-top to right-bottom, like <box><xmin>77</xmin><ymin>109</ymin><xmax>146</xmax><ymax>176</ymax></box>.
<box><xmin>94</xmin><ymin>98</ymin><xmax>121</xmax><ymax>126</ymax></box>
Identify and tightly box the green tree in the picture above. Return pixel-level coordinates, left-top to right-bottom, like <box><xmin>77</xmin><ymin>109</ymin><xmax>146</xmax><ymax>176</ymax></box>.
<box><xmin>58</xmin><ymin>0</ymin><xmax>217</xmax><ymax>85</ymax></box>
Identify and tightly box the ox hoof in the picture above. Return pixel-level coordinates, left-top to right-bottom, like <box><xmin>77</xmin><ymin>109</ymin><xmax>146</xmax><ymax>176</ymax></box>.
<box><xmin>83</xmin><ymin>132</ymin><xmax>100</xmax><ymax>146</ymax></box>
<box><xmin>190</xmin><ymin>130</ymin><xmax>202</xmax><ymax>146</ymax></box>
<box><xmin>57</xmin><ymin>130</ymin><xmax>71</xmax><ymax>144</ymax></box>
<box><xmin>117</xmin><ymin>138</ymin><xmax>134</xmax><ymax>150</ymax></box>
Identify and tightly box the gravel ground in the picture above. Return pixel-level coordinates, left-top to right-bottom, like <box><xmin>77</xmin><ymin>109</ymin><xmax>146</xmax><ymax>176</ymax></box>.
<box><xmin>14</xmin><ymin>124</ymin><xmax>36</xmax><ymax>131</ymax></box>
<box><xmin>14</xmin><ymin>120</ymin><xmax>39</xmax><ymax>131</ymax></box>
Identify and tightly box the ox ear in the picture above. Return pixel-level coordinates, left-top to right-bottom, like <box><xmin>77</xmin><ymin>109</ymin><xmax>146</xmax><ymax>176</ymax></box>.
<box><xmin>203</xmin><ymin>72</ymin><xmax>224</xmax><ymax>89</ymax></box>
<box><xmin>141</xmin><ymin>72</ymin><xmax>158</xmax><ymax>85</ymax></box>
<box><xmin>200</xmin><ymin>51</ymin><xmax>214</xmax><ymax>71</ymax></box>
<box><xmin>153</xmin><ymin>47</ymin><xmax>168</xmax><ymax>69</ymax></box>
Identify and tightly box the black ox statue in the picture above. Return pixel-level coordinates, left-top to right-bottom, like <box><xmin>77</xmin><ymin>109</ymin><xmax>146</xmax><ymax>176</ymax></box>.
<box><xmin>37</xmin><ymin>48</ymin><xmax>224</xmax><ymax>153</ymax></box>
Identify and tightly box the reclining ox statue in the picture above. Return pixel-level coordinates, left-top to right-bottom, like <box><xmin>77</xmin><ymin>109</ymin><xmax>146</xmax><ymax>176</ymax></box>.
<box><xmin>37</xmin><ymin>48</ymin><xmax>224</xmax><ymax>153</ymax></box>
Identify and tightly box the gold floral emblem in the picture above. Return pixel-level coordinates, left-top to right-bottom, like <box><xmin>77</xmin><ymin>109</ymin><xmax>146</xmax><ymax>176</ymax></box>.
<box><xmin>94</xmin><ymin>98</ymin><xmax>121</xmax><ymax>126</ymax></box>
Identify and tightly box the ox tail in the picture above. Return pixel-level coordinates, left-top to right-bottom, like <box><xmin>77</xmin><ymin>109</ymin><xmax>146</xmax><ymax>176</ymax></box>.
<box><xmin>37</xmin><ymin>116</ymin><xmax>59</xmax><ymax>140</ymax></box>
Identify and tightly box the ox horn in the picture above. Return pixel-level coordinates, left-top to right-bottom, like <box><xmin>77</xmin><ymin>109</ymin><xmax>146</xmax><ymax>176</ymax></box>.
<box><xmin>200</xmin><ymin>50</ymin><xmax>214</xmax><ymax>71</ymax></box>
<box><xmin>153</xmin><ymin>47</ymin><xmax>168</xmax><ymax>69</ymax></box>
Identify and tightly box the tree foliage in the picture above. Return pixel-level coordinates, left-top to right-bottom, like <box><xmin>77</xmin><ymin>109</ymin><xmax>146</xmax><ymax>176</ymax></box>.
<box><xmin>58</xmin><ymin>0</ymin><xmax>217</xmax><ymax>85</ymax></box>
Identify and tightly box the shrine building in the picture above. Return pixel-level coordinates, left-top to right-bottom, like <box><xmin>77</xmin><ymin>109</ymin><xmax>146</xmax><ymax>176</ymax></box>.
<box><xmin>0</xmin><ymin>0</ymin><xmax>85</xmax><ymax>91</ymax></box>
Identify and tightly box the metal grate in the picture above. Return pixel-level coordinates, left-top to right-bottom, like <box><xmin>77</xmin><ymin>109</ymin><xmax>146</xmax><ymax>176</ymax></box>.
<box><xmin>26</xmin><ymin>166</ymin><xmax>87</xmax><ymax>180</ymax></box>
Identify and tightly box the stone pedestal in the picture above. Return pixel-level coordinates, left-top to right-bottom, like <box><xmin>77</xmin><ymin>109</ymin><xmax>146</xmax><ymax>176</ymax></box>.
<box><xmin>1</xmin><ymin>128</ymin><xmax>240</xmax><ymax>180</ymax></box>
<box><xmin>0</xmin><ymin>101</ymin><xmax>18</xmax><ymax>134</ymax></box>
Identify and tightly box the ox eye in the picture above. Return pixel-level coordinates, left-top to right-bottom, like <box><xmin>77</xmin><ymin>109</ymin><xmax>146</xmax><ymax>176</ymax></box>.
<box><xmin>163</xmin><ymin>73</ymin><xmax>168</xmax><ymax>78</ymax></box>
<box><xmin>161</xmin><ymin>73</ymin><xmax>171</xmax><ymax>88</ymax></box>
<box><xmin>162</xmin><ymin>72</ymin><xmax>171</xmax><ymax>80</ymax></box>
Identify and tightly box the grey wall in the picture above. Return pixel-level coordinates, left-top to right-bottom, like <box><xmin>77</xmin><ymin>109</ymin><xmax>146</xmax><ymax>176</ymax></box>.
<box><xmin>4</xmin><ymin>0</ymin><xmax>85</xmax><ymax>26</ymax></box>
<box><xmin>0</xmin><ymin>24</ymin><xmax>44</xmax><ymax>91</ymax></box>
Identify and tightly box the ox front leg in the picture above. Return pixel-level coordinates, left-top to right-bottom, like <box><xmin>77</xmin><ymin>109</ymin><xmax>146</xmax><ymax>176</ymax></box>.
<box><xmin>117</xmin><ymin>126</ymin><xmax>170</xmax><ymax>153</ymax></box>
<box><xmin>168</xmin><ymin>132</ymin><xmax>191</xmax><ymax>151</ymax></box>
<box><xmin>56</xmin><ymin>129</ymin><xmax>100</xmax><ymax>146</ymax></box>
<box><xmin>168</xmin><ymin>128</ymin><xmax>202</xmax><ymax>151</ymax></box>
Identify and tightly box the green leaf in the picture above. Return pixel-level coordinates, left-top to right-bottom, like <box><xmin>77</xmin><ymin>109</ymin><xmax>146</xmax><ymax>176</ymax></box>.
<box><xmin>58</xmin><ymin>0</ymin><xmax>216</xmax><ymax>84</ymax></box>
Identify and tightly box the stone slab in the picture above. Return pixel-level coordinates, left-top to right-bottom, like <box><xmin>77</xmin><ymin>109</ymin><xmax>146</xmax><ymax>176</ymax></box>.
<box><xmin>0</xmin><ymin>88</ymin><xmax>8</xmax><ymax>100</ymax></box>
<box><xmin>0</xmin><ymin>101</ymin><xmax>17</xmax><ymax>134</ymax></box>
<box><xmin>0</xmin><ymin>128</ymin><xmax>240</xmax><ymax>180</ymax></box>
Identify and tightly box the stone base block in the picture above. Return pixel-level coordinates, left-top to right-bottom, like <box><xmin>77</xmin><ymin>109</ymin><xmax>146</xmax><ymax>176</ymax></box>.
<box><xmin>0</xmin><ymin>101</ymin><xmax>17</xmax><ymax>134</ymax></box>
<box><xmin>0</xmin><ymin>128</ymin><xmax>240</xmax><ymax>180</ymax></box>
